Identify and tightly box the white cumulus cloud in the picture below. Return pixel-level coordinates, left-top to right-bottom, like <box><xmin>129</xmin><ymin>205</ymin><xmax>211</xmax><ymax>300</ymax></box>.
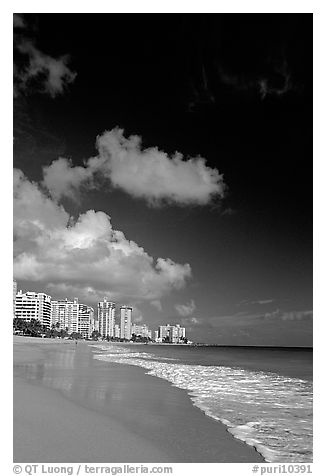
<box><xmin>13</xmin><ymin>14</ymin><xmax>26</xmax><ymax>29</ymax></box>
<box><xmin>42</xmin><ymin>128</ymin><xmax>225</xmax><ymax>206</ymax></box>
<box><xmin>14</xmin><ymin>39</ymin><xmax>76</xmax><ymax>97</ymax></box>
<box><xmin>42</xmin><ymin>157</ymin><xmax>95</xmax><ymax>201</ymax></box>
<box><xmin>14</xmin><ymin>169</ymin><xmax>192</xmax><ymax>304</ymax></box>
<box><xmin>175</xmin><ymin>299</ymin><xmax>196</xmax><ymax>316</ymax></box>
<box><xmin>180</xmin><ymin>316</ymin><xmax>203</xmax><ymax>327</ymax></box>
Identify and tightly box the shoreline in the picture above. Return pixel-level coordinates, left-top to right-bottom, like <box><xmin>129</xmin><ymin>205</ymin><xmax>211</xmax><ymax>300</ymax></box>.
<box><xmin>14</xmin><ymin>336</ymin><xmax>264</xmax><ymax>463</ymax></box>
<box><xmin>92</xmin><ymin>341</ymin><xmax>312</xmax><ymax>463</ymax></box>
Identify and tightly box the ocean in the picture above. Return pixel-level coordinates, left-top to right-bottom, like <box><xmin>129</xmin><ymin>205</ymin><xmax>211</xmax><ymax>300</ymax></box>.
<box><xmin>91</xmin><ymin>343</ymin><xmax>313</xmax><ymax>463</ymax></box>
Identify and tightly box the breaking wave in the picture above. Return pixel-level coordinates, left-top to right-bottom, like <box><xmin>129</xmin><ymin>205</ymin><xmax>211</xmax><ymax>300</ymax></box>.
<box><xmin>91</xmin><ymin>344</ymin><xmax>312</xmax><ymax>462</ymax></box>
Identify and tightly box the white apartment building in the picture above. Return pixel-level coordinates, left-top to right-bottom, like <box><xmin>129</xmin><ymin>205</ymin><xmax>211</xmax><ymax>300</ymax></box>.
<box><xmin>78</xmin><ymin>304</ymin><xmax>94</xmax><ymax>339</ymax></box>
<box><xmin>114</xmin><ymin>324</ymin><xmax>120</xmax><ymax>338</ymax></box>
<box><xmin>158</xmin><ymin>324</ymin><xmax>170</xmax><ymax>341</ymax></box>
<box><xmin>98</xmin><ymin>298</ymin><xmax>115</xmax><ymax>338</ymax></box>
<box><xmin>158</xmin><ymin>324</ymin><xmax>186</xmax><ymax>343</ymax></box>
<box><xmin>120</xmin><ymin>306</ymin><xmax>132</xmax><ymax>340</ymax></box>
<box><xmin>174</xmin><ymin>324</ymin><xmax>186</xmax><ymax>341</ymax></box>
<box><xmin>131</xmin><ymin>323</ymin><xmax>151</xmax><ymax>338</ymax></box>
<box><xmin>51</xmin><ymin>298</ymin><xmax>79</xmax><ymax>334</ymax></box>
<box><xmin>13</xmin><ymin>279</ymin><xmax>17</xmax><ymax>316</ymax></box>
<box><xmin>15</xmin><ymin>290</ymin><xmax>52</xmax><ymax>328</ymax></box>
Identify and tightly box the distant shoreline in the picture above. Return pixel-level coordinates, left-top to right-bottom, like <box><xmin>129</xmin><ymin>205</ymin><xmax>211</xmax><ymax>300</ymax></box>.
<box><xmin>94</xmin><ymin>340</ymin><xmax>313</xmax><ymax>350</ymax></box>
<box><xmin>191</xmin><ymin>344</ymin><xmax>313</xmax><ymax>350</ymax></box>
<box><xmin>13</xmin><ymin>334</ymin><xmax>313</xmax><ymax>350</ymax></box>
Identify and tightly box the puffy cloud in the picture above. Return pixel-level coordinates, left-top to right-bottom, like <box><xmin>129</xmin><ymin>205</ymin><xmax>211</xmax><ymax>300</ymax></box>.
<box><xmin>14</xmin><ymin>31</ymin><xmax>76</xmax><ymax>97</ymax></box>
<box><xmin>42</xmin><ymin>157</ymin><xmax>95</xmax><ymax>201</ymax></box>
<box><xmin>181</xmin><ymin>316</ymin><xmax>202</xmax><ymax>326</ymax></box>
<box><xmin>42</xmin><ymin>128</ymin><xmax>225</xmax><ymax>206</ymax></box>
<box><xmin>175</xmin><ymin>299</ymin><xmax>196</xmax><ymax>317</ymax></box>
<box><xmin>46</xmin><ymin>282</ymin><xmax>106</xmax><ymax>304</ymax></box>
<box><xmin>14</xmin><ymin>170</ymin><xmax>192</xmax><ymax>303</ymax></box>
<box><xmin>13</xmin><ymin>14</ymin><xmax>26</xmax><ymax>29</ymax></box>
<box><xmin>218</xmin><ymin>58</ymin><xmax>292</xmax><ymax>100</ymax></box>
<box><xmin>13</xmin><ymin>168</ymin><xmax>69</xmax><ymax>257</ymax></box>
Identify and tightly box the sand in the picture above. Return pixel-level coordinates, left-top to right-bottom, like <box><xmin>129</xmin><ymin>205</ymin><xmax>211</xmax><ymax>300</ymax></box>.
<box><xmin>13</xmin><ymin>336</ymin><xmax>264</xmax><ymax>463</ymax></box>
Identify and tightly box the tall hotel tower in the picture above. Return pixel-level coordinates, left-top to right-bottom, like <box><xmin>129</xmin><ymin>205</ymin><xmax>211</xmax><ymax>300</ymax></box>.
<box><xmin>15</xmin><ymin>290</ymin><xmax>52</xmax><ymax>328</ymax></box>
<box><xmin>13</xmin><ymin>279</ymin><xmax>17</xmax><ymax>316</ymax></box>
<box><xmin>98</xmin><ymin>298</ymin><xmax>115</xmax><ymax>338</ymax></box>
<box><xmin>78</xmin><ymin>304</ymin><xmax>94</xmax><ymax>339</ymax></box>
<box><xmin>120</xmin><ymin>306</ymin><xmax>132</xmax><ymax>340</ymax></box>
<box><xmin>51</xmin><ymin>298</ymin><xmax>79</xmax><ymax>334</ymax></box>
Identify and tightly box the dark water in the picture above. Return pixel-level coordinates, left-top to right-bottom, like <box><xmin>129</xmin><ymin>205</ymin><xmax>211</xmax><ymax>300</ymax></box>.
<box><xmin>124</xmin><ymin>344</ymin><xmax>313</xmax><ymax>380</ymax></box>
<box><xmin>92</xmin><ymin>343</ymin><xmax>313</xmax><ymax>463</ymax></box>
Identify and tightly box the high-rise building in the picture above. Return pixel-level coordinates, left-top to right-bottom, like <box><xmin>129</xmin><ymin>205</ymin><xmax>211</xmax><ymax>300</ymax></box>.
<box><xmin>131</xmin><ymin>323</ymin><xmax>141</xmax><ymax>336</ymax></box>
<box><xmin>158</xmin><ymin>324</ymin><xmax>171</xmax><ymax>341</ymax></box>
<box><xmin>51</xmin><ymin>298</ymin><xmax>79</xmax><ymax>333</ymax></box>
<box><xmin>120</xmin><ymin>306</ymin><xmax>132</xmax><ymax>340</ymax></box>
<box><xmin>98</xmin><ymin>298</ymin><xmax>115</xmax><ymax>338</ymax></box>
<box><xmin>78</xmin><ymin>304</ymin><xmax>94</xmax><ymax>339</ymax></box>
<box><xmin>38</xmin><ymin>293</ymin><xmax>52</xmax><ymax>328</ymax></box>
<box><xmin>114</xmin><ymin>324</ymin><xmax>120</xmax><ymax>338</ymax></box>
<box><xmin>13</xmin><ymin>279</ymin><xmax>17</xmax><ymax>316</ymax></box>
<box><xmin>89</xmin><ymin>309</ymin><xmax>96</xmax><ymax>334</ymax></box>
<box><xmin>158</xmin><ymin>324</ymin><xmax>186</xmax><ymax>343</ymax></box>
<box><xmin>131</xmin><ymin>323</ymin><xmax>151</xmax><ymax>338</ymax></box>
<box><xmin>15</xmin><ymin>290</ymin><xmax>52</xmax><ymax>327</ymax></box>
<box><xmin>175</xmin><ymin>324</ymin><xmax>186</xmax><ymax>340</ymax></box>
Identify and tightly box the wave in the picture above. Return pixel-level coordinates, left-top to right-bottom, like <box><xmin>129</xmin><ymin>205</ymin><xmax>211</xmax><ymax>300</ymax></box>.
<box><xmin>91</xmin><ymin>344</ymin><xmax>313</xmax><ymax>463</ymax></box>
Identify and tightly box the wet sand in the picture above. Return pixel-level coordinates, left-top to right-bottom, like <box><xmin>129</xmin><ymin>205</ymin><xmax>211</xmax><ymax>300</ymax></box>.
<box><xmin>13</xmin><ymin>336</ymin><xmax>264</xmax><ymax>463</ymax></box>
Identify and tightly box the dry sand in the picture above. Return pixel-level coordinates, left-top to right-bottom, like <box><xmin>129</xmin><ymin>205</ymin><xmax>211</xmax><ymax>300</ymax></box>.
<box><xmin>13</xmin><ymin>336</ymin><xmax>264</xmax><ymax>463</ymax></box>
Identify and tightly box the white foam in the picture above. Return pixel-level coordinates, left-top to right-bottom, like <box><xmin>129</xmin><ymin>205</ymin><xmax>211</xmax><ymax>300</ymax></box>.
<box><xmin>91</xmin><ymin>344</ymin><xmax>312</xmax><ymax>462</ymax></box>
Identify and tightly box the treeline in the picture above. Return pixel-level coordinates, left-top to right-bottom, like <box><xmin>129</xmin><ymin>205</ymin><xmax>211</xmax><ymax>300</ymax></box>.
<box><xmin>12</xmin><ymin>319</ymin><xmax>152</xmax><ymax>342</ymax></box>
<box><xmin>13</xmin><ymin>318</ymin><xmax>84</xmax><ymax>340</ymax></box>
<box><xmin>13</xmin><ymin>319</ymin><xmax>187</xmax><ymax>343</ymax></box>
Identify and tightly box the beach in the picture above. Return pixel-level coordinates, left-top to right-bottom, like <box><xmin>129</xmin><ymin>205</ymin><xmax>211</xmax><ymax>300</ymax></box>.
<box><xmin>13</xmin><ymin>336</ymin><xmax>264</xmax><ymax>463</ymax></box>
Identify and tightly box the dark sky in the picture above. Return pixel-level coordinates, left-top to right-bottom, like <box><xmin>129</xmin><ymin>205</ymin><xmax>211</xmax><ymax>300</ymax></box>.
<box><xmin>13</xmin><ymin>14</ymin><xmax>312</xmax><ymax>345</ymax></box>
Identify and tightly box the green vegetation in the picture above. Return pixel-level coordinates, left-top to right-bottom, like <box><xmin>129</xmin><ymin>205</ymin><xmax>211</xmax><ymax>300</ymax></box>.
<box><xmin>13</xmin><ymin>319</ymin><xmax>187</xmax><ymax>343</ymax></box>
<box><xmin>131</xmin><ymin>333</ymin><xmax>151</xmax><ymax>343</ymax></box>
<box><xmin>91</xmin><ymin>330</ymin><xmax>101</xmax><ymax>340</ymax></box>
<box><xmin>13</xmin><ymin>318</ymin><xmax>47</xmax><ymax>337</ymax></box>
<box><xmin>162</xmin><ymin>335</ymin><xmax>188</xmax><ymax>344</ymax></box>
<box><xmin>13</xmin><ymin>318</ymin><xmax>84</xmax><ymax>339</ymax></box>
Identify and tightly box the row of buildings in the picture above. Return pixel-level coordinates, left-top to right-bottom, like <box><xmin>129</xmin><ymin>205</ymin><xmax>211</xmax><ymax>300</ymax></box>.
<box><xmin>13</xmin><ymin>281</ymin><xmax>187</xmax><ymax>343</ymax></box>
<box><xmin>14</xmin><ymin>289</ymin><xmax>95</xmax><ymax>338</ymax></box>
<box><xmin>97</xmin><ymin>297</ymin><xmax>186</xmax><ymax>342</ymax></box>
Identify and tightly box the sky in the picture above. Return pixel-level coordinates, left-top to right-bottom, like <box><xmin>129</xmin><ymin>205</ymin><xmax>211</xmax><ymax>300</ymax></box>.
<box><xmin>13</xmin><ymin>13</ymin><xmax>312</xmax><ymax>345</ymax></box>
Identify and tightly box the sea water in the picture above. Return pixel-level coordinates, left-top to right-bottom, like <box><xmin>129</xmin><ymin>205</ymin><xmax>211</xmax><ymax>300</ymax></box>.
<box><xmin>91</xmin><ymin>344</ymin><xmax>312</xmax><ymax>463</ymax></box>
